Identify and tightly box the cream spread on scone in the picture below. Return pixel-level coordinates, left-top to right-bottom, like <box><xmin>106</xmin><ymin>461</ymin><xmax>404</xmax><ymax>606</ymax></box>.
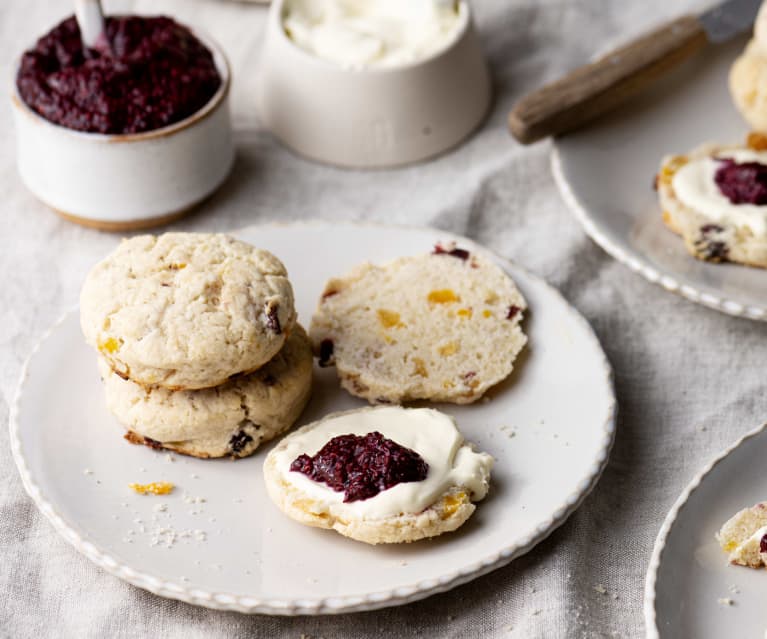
<box><xmin>282</xmin><ymin>0</ymin><xmax>464</xmax><ymax>69</ymax></box>
<box><xmin>717</xmin><ymin>501</ymin><xmax>767</xmax><ymax>568</ymax></box>
<box><xmin>728</xmin><ymin>524</ymin><xmax>767</xmax><ymax>567</ymax></box>
<box><xmin>270</xmin><ymin>406</ymin><xmax>492</xmax><ymax>520</ymax></box>
<box><xmin>672</xmin><ymin>149</ymin><xmax>767</xmax><ymax>235</ymax></box>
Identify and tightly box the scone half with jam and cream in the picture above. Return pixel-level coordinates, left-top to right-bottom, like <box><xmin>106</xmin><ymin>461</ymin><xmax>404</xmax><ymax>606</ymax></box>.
<box><xmin>656</xmin><ymin>133</ymin><xmax>767</xmax><ymax>268</ymax></box>
<box><xmin>309</xmin><ymin>245</ymin><xmax>527</xmax><ymax>405</ymax></box>
<box><xmin>263</xmin><ymin>406</ymin><xmax>493</xmax><ymax>545</ymax></box>
<box><xmin>101</xmin><ymin>326</ymin><xmax>313</xmax><ymax>459</ymax></box>
<box><xmin>717</xmin><ymin>502</ymin><xmax>767</xmax><ymax>568</ymax></box>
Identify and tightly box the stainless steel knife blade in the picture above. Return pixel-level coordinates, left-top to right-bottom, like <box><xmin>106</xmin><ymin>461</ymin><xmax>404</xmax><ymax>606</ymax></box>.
<box><xmin>700</xmin><ymin>0</ymin><xmax>762</xmax><ymax>43</ymax></box>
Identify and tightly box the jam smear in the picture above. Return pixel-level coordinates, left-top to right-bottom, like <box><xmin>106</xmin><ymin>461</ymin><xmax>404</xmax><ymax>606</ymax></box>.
<box><xmin>760</xmin><ymin>534</ymin><xmax>767</xmax><ymax>554</ymax></box>
<box><xmin>17</xmin><ymin>16</ymin><xmax>221</xmax><ymax>134</ymax></box>
<box><xmin>433</xmin><ymin>244</ymin><xmax>470</xmax><ymax>261</ymax></box>
<box><xmin>714</xmin><ymin>158</ymin><xmax>767</xmax><ymax>205</ymax></box>
<box><xmin>318</xmin><ymin>339</ymin><xmax>334</xmax><ymax>367</ymax></box>
<box><xmin>265</xmin><ymin>302</ymin><xmax>281</xmax><ymax>334</ymax></box>
<box><xmin>229</xmin><ymin>430</ymin><xmax>254</xmax><ymax>454</ymax></box>
<box><xmin>506</xmin><ymin>305</ymin><xmax>521</xmax><ymax>320</ymax></box>
<box><xmin>290</xmin><ymin>431</ymin><xmax>429</xmax><ymax>502</ymax></box>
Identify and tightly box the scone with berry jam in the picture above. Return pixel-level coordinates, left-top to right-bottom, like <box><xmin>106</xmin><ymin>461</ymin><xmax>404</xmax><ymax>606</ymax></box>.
<box><xmin>717</xmin><ymin>502</ymin><xmax>767</xmax><ymax>568</ymax></box>
<box><xmin>656</xmin><ymin>133</ymin><xmax>767</xmax><ymax>268</ymax></box>
<box><xmin>263</xmin><ymin>406</ymin><xmax>494</xmax><ymax>544</ymax></box>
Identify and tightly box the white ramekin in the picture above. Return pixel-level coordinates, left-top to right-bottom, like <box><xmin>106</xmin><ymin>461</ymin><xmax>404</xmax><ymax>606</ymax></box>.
<box><xmin>256</xmin><ymin>1</ymin><xmax>492</xmax><ymax>169</ymax></box>
<box><xmin>11</xmin><ymin>24</ymin><xmax>234</xmax><ymax>231</ymax></box>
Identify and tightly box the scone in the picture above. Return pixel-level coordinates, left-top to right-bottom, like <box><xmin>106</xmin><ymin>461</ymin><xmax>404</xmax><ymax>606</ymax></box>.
<box><xmin>263</xmin><ymin>406</ymin><xmax>493</xmax><ymax>544</ymax></box>
<box><xmin>101</xmin><ymin>326</ymin><xmax>313</xmax><ymax>459</ymax></box>
<box><xmin>81</xmin><ymin>233</ymin><xmax>296</xmax><ymax>390</ymax></box>
<box><xmin>309</xmin><ymin>245</ymin><xmax>527</xmax><ymax>404</ymax></box>
<box><xmin>730</xmin><ymin>2</ymin><xmax>767</xmax><ymax>131</ymax></box>
<box><xmin>656</xmin><ymin>134</ymin><xmax>767</xmax><ymax>268</ymax></box>
<box><xmin>717</xmin><ymin>502</ymin><xmax>767</xmax><ymax>568</ymax></box>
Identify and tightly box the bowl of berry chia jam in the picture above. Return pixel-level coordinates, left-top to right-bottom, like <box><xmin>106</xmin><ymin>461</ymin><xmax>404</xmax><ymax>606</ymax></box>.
<box><xmin>11</xmin><ymin>15</ymin><xmax>233</xmax><ymax>230</ymax></box>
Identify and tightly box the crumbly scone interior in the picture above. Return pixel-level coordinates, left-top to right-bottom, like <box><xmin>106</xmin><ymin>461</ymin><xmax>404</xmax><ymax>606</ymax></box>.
<box><xmin>309</xmin><ymin>252</ymin><xmax>527</xmax><ymax>404</ymax></box>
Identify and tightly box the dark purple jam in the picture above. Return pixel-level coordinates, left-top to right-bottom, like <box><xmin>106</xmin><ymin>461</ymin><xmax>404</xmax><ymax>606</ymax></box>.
<box><xmin>433</xmin><ymin>244</ymin><xmax>470</xmax><ymax>261</ymax></box>
<box><xmin>289</xmin><ymin>431</ymin><xmax>429</xmax><ymax>503</ymax></box>
<box><xmin>16</xmin><ymin>16</ymin><xmax>221</xmax><ymax>134</ymax></box>
<box><xmin>714</xmin><ymin>158</ymin><xmax>767</xmax><ymax>205</ymax></box>
<box><xmin>760</xmin><ymin>534</ymin><xmax>767</xmax><ymax>554</ymax></box>
<box><xmin>318</xmin><ymin>339</ymin><xmax>334</xmax><ymax>367</ymax></box>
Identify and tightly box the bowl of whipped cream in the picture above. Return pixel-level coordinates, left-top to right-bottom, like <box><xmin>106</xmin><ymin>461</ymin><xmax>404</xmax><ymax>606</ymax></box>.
<box><xmin>256</xmin><ymin>0</ymin><xmax>491</xmax><ymax>168</ymax></box>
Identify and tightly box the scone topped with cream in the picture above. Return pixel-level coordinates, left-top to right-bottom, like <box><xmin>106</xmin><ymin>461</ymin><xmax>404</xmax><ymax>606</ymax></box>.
<box><xmin>264</xmin><ymin>406</ymin><xmax>493</xmax><ymax>544</ymax></box>
<box><xmin>81</xmin><ymin>233</ymin><xmax>296</xmax><ymax>390</ymax></box>
<box><xmin>656</xmin><ymin>134</ymin><xmax>767</xmax><ymax>267</ymax></box>
<box><xmin>717</xmin><ymin>502</ymin><xmax>767</xmax><ymax>568</ymax></box>
<box><xmin>310</xmin><ymin>244</ymin><xmax>527</xmax><ymax>404</ymax></box>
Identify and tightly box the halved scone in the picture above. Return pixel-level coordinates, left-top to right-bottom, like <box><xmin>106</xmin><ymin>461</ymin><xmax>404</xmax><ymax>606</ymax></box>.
<box><xmin>263</xmin><ymin>406</ymin><xmax>493</xmax><ymax>544</ymax></box>
<box><xmin>656</xmin><ymin>133</ymin><xmax>767</xmax><ymax>268</ymax></box>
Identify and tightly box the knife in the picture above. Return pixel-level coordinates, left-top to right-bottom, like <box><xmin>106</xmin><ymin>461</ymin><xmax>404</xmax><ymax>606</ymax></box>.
<box><xmin>508</xmin><ymin>0</ymin><xmax>762</xmax><ymax>144</ymax></box>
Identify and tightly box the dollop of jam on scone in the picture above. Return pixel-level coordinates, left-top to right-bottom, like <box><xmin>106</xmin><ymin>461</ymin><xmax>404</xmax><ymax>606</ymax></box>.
<box><xmin>17</xmin><ymin>16</ymin><xmax>221</xmax><ymax>134</ymax></box>
<box><xmin>717</xmin><ymin>502</ymin><xmax>767</xmax><ymax>568</ymax></box>
<box><xmin>715</xmin><ymin>158</ymin><xmax>767</xmax><ymax>205</ymax></box>
<box><xmin>656</xmin><ymin>134</ymin><xmax>767</xmax><ymax>268</ymax></box>
<box><xmin>264</xmin><ymin>406</ymin><xmax>494</xmax><ymax>544</ymax></box>
<box><xmin>290</xmin><ymin>431</ymin><xmax>429</xmax><ymax>502</ymax></box>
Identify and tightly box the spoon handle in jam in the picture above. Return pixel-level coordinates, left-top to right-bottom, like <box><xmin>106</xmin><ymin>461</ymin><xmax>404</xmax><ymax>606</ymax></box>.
<box><xmin>74</xmin><ymin>0</ymin><xmax>107</xmax><ymax>50</ymax></box>
<box><xmin>508</xmin><ymin>15</ymin><xmax>708</xmax><ymax>145</ymax></box>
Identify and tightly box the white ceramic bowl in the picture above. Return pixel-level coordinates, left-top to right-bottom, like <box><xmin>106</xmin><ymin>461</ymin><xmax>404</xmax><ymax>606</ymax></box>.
<box><xmin>256</xmin><ymin>0</ymin><xmax>492</xmax><ymax>169</ymax></box>
<box><xmin>11</xmin><ymin>24</ymin><xmax>234</xmax><ymax>231</ymax></box>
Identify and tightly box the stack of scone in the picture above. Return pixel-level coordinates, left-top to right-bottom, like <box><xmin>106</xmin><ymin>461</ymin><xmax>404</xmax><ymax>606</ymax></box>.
<box><xmin>80</xmin><ymin>233</ymin><xmax>312</xmax><ymax>459</ymax></box>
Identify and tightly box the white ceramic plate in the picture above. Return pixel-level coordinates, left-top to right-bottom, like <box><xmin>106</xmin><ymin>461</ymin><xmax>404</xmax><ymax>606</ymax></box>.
<box><xmin>10</xmin><ymin>222</ymin><xmax>616</xmax><ymax>615</ymax></box>
<box><xmin>645</xmin><ymin>422</ymin><xmax>767</xmax><ymax>638</ymax></box>
<box><xmin>553</xmin><ymin>37</ymin><xmax>767</xmax><ymax>320</ymax></box>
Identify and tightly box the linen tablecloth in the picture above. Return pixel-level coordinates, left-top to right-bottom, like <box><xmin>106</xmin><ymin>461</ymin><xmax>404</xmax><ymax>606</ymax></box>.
<box><xmin>2</xmin><ymin>0</ymin><xmax>751</xmax><ymax>636</ymax></box>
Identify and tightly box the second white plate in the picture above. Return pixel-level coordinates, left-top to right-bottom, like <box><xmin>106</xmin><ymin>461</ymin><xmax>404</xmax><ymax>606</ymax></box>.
<box><xmin>645</xmin><ymin>422</ymin><xmax>767</xmax><ymax>638</ymax></box>
<box><xmin>553</xmin><ymin>36</ymin><xmax>767</xmax><ymax>320</ymax></box>
<box><xmin>10</xmin><ymin>222</ymin><xmax>616</xmax><ymax>614</ymax></box>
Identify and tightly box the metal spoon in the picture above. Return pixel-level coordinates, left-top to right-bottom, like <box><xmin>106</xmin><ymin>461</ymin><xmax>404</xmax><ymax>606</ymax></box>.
<box><xmin>74</xmin><ymin>0</ymin><xmax>109</xmax><ymax>53</ymax></box>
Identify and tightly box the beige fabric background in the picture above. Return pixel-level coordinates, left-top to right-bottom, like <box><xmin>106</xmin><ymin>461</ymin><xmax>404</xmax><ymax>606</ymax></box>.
<box><xmin>3</xmin><ymin>0</ymin><xmax>756</xmax><ymax>637</ymax></box>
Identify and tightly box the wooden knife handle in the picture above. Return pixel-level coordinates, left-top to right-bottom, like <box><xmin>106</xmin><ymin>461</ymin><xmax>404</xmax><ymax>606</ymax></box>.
<box><xmin>508</xmin><ymin>15</ymin><xmax>708</xmax><ymax>144</ymax></box>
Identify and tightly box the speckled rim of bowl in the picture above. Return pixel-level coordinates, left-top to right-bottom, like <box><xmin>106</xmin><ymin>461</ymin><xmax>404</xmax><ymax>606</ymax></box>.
<box><xmin>643</xmin><ymin>421</ymin><xmax>767</xmax><ymax>639</ymax></box>
<box><xmin>273</xmin><ymin>0</ymin><xmax>471</xmax><ymax>74</ymax></box>
<box><xmin>10</xmin><ymin>17</ymin><xmax>231</xmax><ymax>143</ymax></box>
<box><xmin>9</xmin><ymin>220</ymin><xmax>617</xmax><ymax>615</ymax></box>
<box><xmin>550</xmin><ymin>148</ymin><xmax>767</xmax><ymax>321</ymax></box>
